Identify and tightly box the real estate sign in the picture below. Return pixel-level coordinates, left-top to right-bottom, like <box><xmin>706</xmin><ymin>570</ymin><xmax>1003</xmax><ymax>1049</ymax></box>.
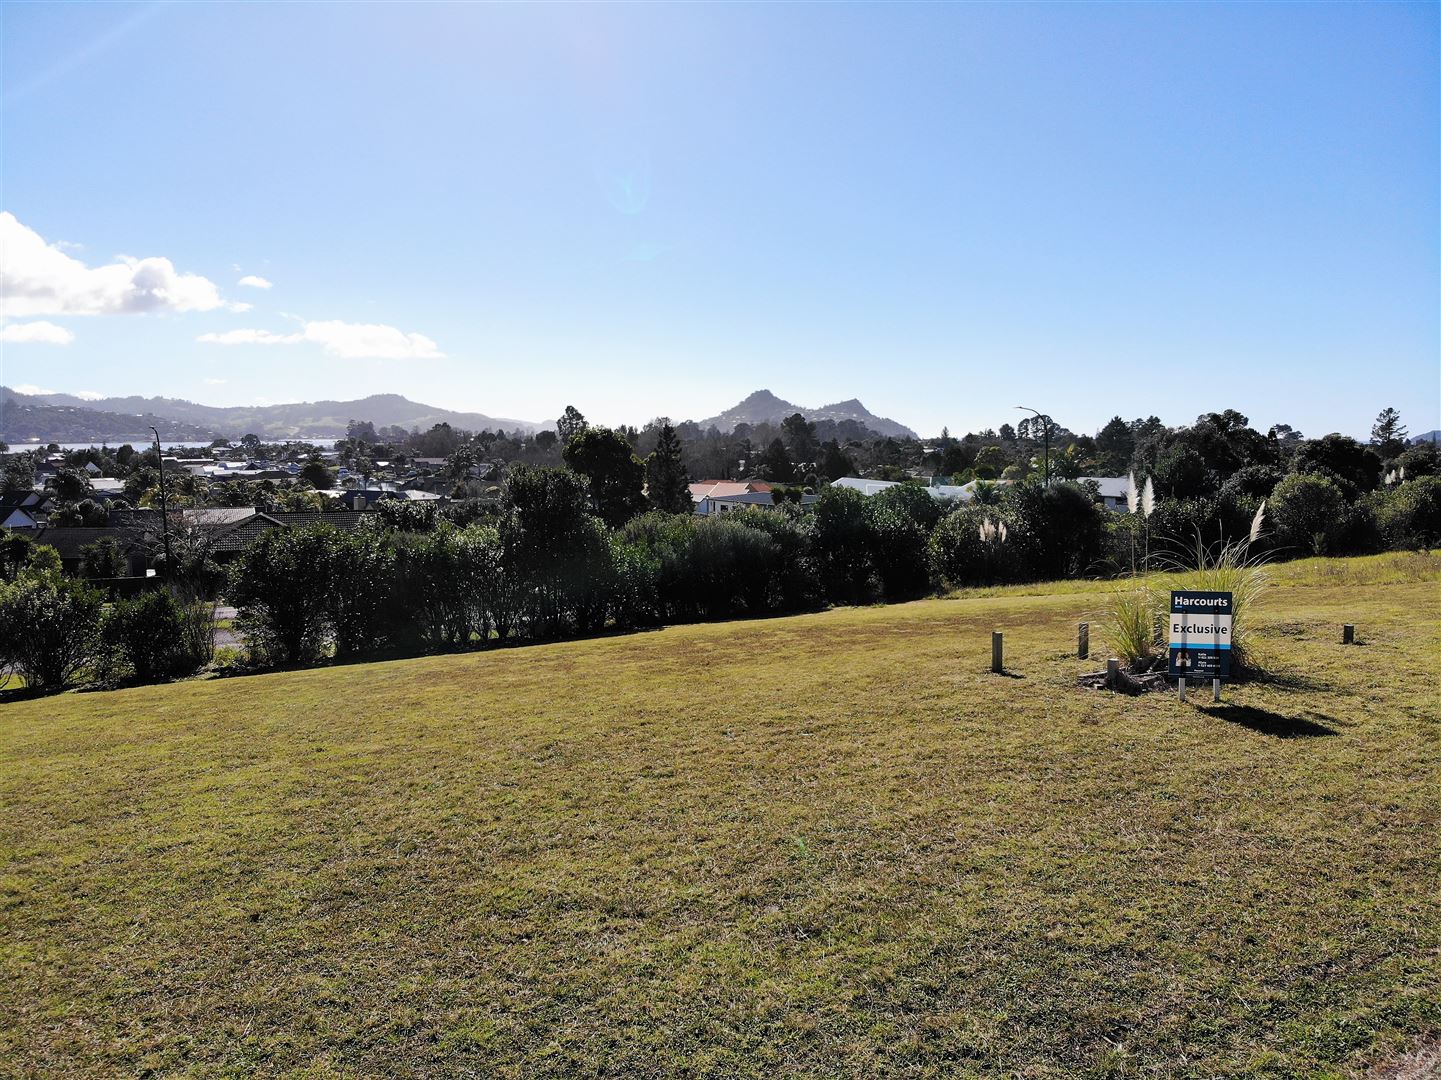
<box><xmin>1169</xmin><ymin>591</ymin><xmax>1233</xmax><ymax>679</ymax></box>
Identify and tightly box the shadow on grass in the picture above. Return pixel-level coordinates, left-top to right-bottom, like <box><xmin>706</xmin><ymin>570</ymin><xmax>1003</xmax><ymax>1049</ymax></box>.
<box><xmin>1204</xmin><ymin>703</ymin><xmax>1339</xmax><ymax>738</ymax></box>
<box><xmin>1235</xmin><ymin>668</ymin><xmax>1333</xmax><ymax>692</ymax></box>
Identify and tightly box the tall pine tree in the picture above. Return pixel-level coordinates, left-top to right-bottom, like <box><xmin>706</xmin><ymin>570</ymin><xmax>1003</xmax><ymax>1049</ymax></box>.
<box><xmin>645</xmin><ymin>422</ymin><xmax>692</xmax><ymax>514</ymax></box>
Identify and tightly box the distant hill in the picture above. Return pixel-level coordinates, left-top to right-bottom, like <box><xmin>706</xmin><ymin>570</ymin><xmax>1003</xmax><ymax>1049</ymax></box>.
<box><xmin>1</xmin><ymin>387</ymin><xmax>221</xmax><ymax>444</ymax></box>
<box><xmin>1410</xmin><ymin>430</ymin><xmax>1440</xmax><ymax>445</ymax></box>
<box><xmin>697</xmin><ymin>389</ymin><xmax>917</xmax><ymax>439</ymax></box>
<box><xmin>24</xmin><ymin>390</ymin><xmax>543</xmax><ymax>440</ymax></box>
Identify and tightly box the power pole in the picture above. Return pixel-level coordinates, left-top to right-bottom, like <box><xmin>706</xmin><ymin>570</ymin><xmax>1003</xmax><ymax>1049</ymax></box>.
<box><xmin>150</xmin><ymin>426</ymin><xmax>173</xmax><ymax>576</ymax></box>
<box><xmin>1016</xmin><ymin>406</ymin><xmax>1051</xmax><ymax>485</ymax></box>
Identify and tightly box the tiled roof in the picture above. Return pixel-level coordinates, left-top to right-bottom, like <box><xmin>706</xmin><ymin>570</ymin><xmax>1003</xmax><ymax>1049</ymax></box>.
<box><xmin>182</xmin><ymin>507</ymin><xmax>260</xmax><ymax>527</ymax></box>
<box><xmin>31</xmin><ymin>525</ymin><xmax>155</xmax><ymax>561</ymax></box>
<box><xmin>263</xmin><ymin>511</ymin><xmax>373</xmax><ymax>529</ymax></box>
<box><xmin>205</xmin><ymin>510</ymin><xmax>374</xmax><ymax>552</ymax></box>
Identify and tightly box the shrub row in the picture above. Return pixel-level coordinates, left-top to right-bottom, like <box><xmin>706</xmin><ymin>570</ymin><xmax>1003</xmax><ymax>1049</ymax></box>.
<box><xmin>4</xmin><ymin>469</ymin><xmax>1436</xmax><ymax>691</ymax></box>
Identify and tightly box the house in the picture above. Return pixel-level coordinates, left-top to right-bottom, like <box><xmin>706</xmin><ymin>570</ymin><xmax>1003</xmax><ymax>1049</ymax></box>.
<box><xmin>88</xmin><ymin>477</ymin><xmax>127</xmax><ymax>501</ymax></box>
<box><xmin>1076</xmin><ymin>476</ymin><xmax>1132</xmax><ymax>512</ymax></box>
<box><xmin>198</xmin><ymin>509</ymin><xmax>374</xmax><ymax>557</ymax></box>
<box><xmin>30</xmin><ymin>523</ymin><xmax>157</xmax><ymax>576</ymax></box>
<box><xmin>319</xmin><ymin>486</ymin><xmax>443</xmax><ymax>510</ymax></box>
<box><xmin>689</xmin><ymin>480</ymin><xmax>767</xmax><ymax>516</ymax></box>
<box><xmin>0</xmin><ymin>490</ymin><xmax>48</xmax><ymax>529</ymax></box>
<box><xmin>1</xmin><ymin>505</ymin><xmax>41</xmax><ymax>529</ymax></box>
<box><xmin>687</xmin><ymin>479</ymin><xmax>818</xmax><ymax>516</ymax></box>
<box><xmin>831</xmin><ymin>477</ymin><xmax>901</xmax><ymax>497</ymax></box>
<box><xmin>831</xmin><ymin>477</ymin><xmax>982</xmax><ymax>503</ymax></box>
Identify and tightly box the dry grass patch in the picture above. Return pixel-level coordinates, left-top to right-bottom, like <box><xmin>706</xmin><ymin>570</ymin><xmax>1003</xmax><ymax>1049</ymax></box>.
<box><xmin>2</xmin><ymin>554</ymin><xmax>1439</xmax><ymax>1077</ymax></box>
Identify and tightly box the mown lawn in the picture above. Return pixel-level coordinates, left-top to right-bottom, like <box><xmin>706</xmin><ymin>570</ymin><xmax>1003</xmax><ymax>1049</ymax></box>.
<box><xmin>2</xmin><ymin>553</ymin><xmax>1439</xmax><ymax>1078</ymax></box>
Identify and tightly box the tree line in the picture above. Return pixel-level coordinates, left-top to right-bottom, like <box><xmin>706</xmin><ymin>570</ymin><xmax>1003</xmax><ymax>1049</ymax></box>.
<box><xmin>5</xmin><ymin>444</ymin><xmax>1439</xmax><ymax>694</ymax></box>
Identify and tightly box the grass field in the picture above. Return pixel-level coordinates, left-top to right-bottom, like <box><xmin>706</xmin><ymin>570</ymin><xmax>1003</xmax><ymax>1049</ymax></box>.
<box><xmin>3</xmin><ymin>553</ymin><xmax>1439</xmax><ymax>1078</ymax></box>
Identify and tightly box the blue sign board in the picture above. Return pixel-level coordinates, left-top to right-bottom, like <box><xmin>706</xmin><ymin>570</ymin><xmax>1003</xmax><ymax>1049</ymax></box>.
<box><xmin>1169</xmin><ymin>591</ymin><xmax>1233</xmax><ymax>679</ymax></box>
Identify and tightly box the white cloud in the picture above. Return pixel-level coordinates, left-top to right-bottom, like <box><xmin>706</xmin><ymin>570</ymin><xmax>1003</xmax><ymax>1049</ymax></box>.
<box><xmin>204</xmin><ymin>377</ymin><xmax>227</xmax><ymax>385</ymax></box>
<box><xmin>302</xmin><ymin>320</ymin><xmax>443</xmax><ymax>360</ymax></box>
<box><xmin>0</xmin><ymin>212</ymin><xmax>227</xmax><ymax>318</ymax></box>
<box><xmin>198</xmin><ymin>318</ymin><xmax>444</xmax><ymax>360</ymax></box>
<box><xmin>198</xmin><ymin>328</ymin><xmax>303</xmax><ymax>347</ymax></box>
<box><xmin>0</xmin><ymin>320</ymin><xmax>75</xmax><ymax>344</ymax></box>
<box><xmin>238</xmin><ymin>275</ymin><xmax>272</xmax><ymax>289</ymax></box>
<box><xmin>74</xmin><ymin>390</ymin><xmax>103</xmax><ymax>400</ymax></box>
<box><xmin>11</xmin><ymin>383</ymin><xmax>59</xmax><ymax>395</ymax></box>
<box><xmin>228</xmin><ymin>301</ymin><xmax>254</xmax><ymax>313</ymax></box>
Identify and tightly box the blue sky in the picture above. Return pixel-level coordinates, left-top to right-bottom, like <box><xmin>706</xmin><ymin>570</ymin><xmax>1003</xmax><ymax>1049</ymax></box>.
<box><xmin>2</xmin><ymin>1</ymin><xmax>1436</xmax><ymax>438</ymax></box>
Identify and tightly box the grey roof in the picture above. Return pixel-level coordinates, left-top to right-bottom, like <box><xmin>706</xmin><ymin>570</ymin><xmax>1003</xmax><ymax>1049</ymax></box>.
<box><xmin>1077</xmin><ymin>476</ymin><xmax>1131</xmax><ymax>499</ymax></box>
<box><xmin>31</xmin><ymin>524</ymin><xmax>156</xmax><ymax>561</ymax></box>
<box><xmin>181</xmin><ymin>507</ymin><xmax>261</xmax><ymax>527</ymax></box>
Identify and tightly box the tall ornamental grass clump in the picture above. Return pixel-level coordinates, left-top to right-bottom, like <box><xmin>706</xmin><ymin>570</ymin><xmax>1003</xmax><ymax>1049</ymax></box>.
<box><xmin>1159</xmin><ymin>529</ymin><xmax>1269</xmax><ymax>673</ymax></box>
<box><xmin>1099</xmin><ymin>493</ymin><xmax>1268</xmax><ymax>674</ymax></box>
<box><xmin>1096</xmin><ymin>473</ymin><xmax>1161</xmax><ymax>668</ymax></box>
<box><xmin>1098</xmin><ymin>584</ymin><xmax>1160</xmax><ymax>669</ymax></box>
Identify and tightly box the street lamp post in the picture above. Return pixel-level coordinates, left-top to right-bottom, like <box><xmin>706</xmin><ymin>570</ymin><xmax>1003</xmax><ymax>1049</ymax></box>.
<box><xmin>150</xmin><ymin>426</ymin><xmax>173</xmax><ymax>575</ymax></box>
<box><xmin>1016</xmin><ymin>406</ymin><xmax>1050</xmax><ymax>485</ymax></box>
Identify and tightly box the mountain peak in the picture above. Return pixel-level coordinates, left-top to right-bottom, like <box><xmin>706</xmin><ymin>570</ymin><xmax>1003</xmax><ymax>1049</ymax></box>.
<box><xmin>697</xmin><ymin>390</ymin><xmax>916</xmax><ymax>439</ymax></box>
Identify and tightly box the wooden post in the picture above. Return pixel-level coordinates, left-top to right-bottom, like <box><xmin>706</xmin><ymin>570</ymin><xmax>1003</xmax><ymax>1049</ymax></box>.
<box><xmin>991</xmin><ymin>631</ymin><xmax>1003</xmax><ymax>674</ymax></box>
<box><xmin>1178</xmin><ymin>677</ymin><xmax>1187</xmax><ymax>702</ymax></box>
<box><xmin>1106</xmin><ymin>657</ymin><xmax>1119</xmax><ymax>690</ymax></box>
<box><xmin>1343</xmin><ymin>624</ymin><xmax>1355</xmax><ymax>644</ymax></box>
<box><xmin>1212</xmin><ymin>678</ymin><xmax>1221</xmax><ymax>703</ymax></box>
<box><xmin>1078</xmin><ymin>622</ymin><xmax>1089</xmax><ymax>660</ymax></box>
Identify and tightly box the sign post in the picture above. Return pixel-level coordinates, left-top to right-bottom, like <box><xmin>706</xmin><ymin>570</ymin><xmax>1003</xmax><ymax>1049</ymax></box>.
<box><xmin>1169</xmin><ymin>591</ymin><xmax>1233</xmax><ymax>701</ymax></box>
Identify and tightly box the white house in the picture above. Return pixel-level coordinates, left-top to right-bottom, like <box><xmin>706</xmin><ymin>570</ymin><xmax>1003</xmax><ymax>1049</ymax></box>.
<box><xmin>688</xmin><ymin>480</ymin><xmax>818</xmax><ymax>517</ymax></box>
<box><xmin>831</xmin><ymin>477</ymin><xmax>995</xmax><ymax>504</ymax></box>
<box><xmin>1077</xmin><ymin>476</ymin><xmax>1132</xmax><ymax>512</ymax></box>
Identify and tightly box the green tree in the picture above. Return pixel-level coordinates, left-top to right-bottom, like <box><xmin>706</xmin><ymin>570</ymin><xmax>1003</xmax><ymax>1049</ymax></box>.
<box><xmin>1094</xmin><ymin>416</ymin><xmax>1134</xmax><ymax>474</ymax></box>
<box><xmin>1270</xmin><ymin>473</ymin><xmax>1347</xmax><ymax>555</ymax></box>
<box><xmin>864</xmin><ymin>486</ymin><xmax>935</xmax><ymax>599</ymax></box>
<box><xmin>645</xmin><ymin>422</ymin><xmax>692</xmax><ymax>514</ymax></box>
<box><xmin>811</xmin><ymin>486</ymin><xmax>873</xmax><ymax>603</ymax></box>
<box><xmin>346</xmin><ymin>419</ymin><xmax>380</xmax><ymax>444</ymax></box>
<box><xmin>1153</xmin><ymin>443</ymin><xmax>1211</xmax><ymax>500</ymax></box>
<box><xmin>45</xmin><ymin>467</ymin><xmax>92</xmax><ymax>503</ymax></box>
<box><xmin>1003</xmin><ymin>480</ymin><xmax>1106</xmax><ymax>580</ymax></box>
<box><xmin>79</xmin><ymin>537</ymin><xmax>127</xmax><ymax>578</ymax></box>
<box><xmin>819</xmin><ymin>440</ymin><xmax>857</xmax><ymax>482</ymax></box>
<box><xmin>1371</xmin><ymin>407</ymin><xmax>1408</xmax><ymax>459</ymax></box>
<box><xmin>500</xmin><ymin>465</ymin><xmax>610</xmax><ymax>638</ymax></box>
<box><xmin>101</xmin><ymin>590</ymin><xmax>205</xmax><ymax>684</ymax></box>
<box><xmin>557</xmin><ymin>405</ymin><xmax>588</xmax><ymax>443</ymax></box>
<box><xmin>758</xmin><ymin>438</ymin><xmax>795</xmax><ymax>482</ymax></box>
<box><xmin>0</xmin><ymin>571</ymin><xmax>102</xmax><ymax>690</ymax></box>
<box><xmin>299</xmin><ymin>459</ymin><xmax>335</xmax><ymax>489</ymax></box>
<box><xmin>1375</xmin><ymin>476</ymin><xmax>1441</xmax><ymax>549</ymax></box>
<box><xmin>228</xmin><ymin>525</ymin><xmax>338</xmax><ymax>665</ymax></box>
<box><xmin>781</xmin><ymin>413</ymin><xmax>820</xmax><ymax>466</ymax></box>
<box><xmin>49</xmin><ymin>499</ymin><xmax>109</xmax><ymax>528</ymax></box>
<box><xmin>1293</xmin><ymin>434</ymin><xmax>1381</xmax><ymax>495</ymax></box>
<box><xmin>327</xmin><ymin>523</ymin><xmax>402</xmax><ymax>659</ymax></box>
<box><xmin>564</xmin><ymin>426</ymin><xmax>648</xmax><ymax>527</ymax></box>
<box><xmin>972</xmin><ymin>445</ymin><xmax>1007</xmax><ymax>480</ymax></box>
<box><xmin>2</xmin><ymin>452</ymin><xmax>36</xmax><ymax>490</ymax></box>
